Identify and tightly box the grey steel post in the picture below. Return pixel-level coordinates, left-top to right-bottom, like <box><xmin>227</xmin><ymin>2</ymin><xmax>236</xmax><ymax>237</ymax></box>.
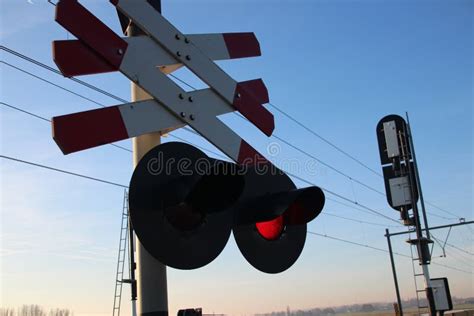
<box><xmin>385</xmin><ymin>228</ymin><xmax>403</xmax><ymax>316</ymax></box>
<box><xmin>128</xmin><ymin>2</ymin><xmax>169</xmax><ymax>315</ymax></box>
<box><xmin>402</xmin><ymin>116</ymin><xmax>435</xmax><ymax>316</ymax></box>
<box><xmin>405</xmin><ymin>112</ymin><xmax>431</xmax><ymax>239</ymax></box>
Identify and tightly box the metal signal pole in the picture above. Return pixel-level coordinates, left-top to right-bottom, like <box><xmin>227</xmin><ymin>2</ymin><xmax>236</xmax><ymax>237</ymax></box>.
<box><xmin>401</xmin><ymin>117</ymin><xmax>435</xmax><ymax>316</ymax></box>
<box><xmin>376</xmin><ymin>114</ymin><xmax>436</xmax><ymax>316</ymax></box>
<box><xmin>129</xmin><ymin>9</ymin><xmax>169</xmax><ymax>316</ymax></box>
<box><xmin>406</xmin><ymin>112</ymin><xmax>431</xmax><ymax>240</ymax></box>
<box><xmin>385</xmin><ymin>228</ymin><xmax>403</xmax><ymax>316</ymax></box>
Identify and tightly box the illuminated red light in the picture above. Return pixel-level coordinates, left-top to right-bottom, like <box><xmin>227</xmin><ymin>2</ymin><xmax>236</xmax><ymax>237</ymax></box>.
<box><xmin>255</xmin><ymin>215</ymin><xmax>284</xmax><ymax>241</ymax></box>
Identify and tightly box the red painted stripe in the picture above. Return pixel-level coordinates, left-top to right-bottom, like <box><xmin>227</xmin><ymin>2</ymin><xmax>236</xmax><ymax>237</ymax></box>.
<box><xmin>238</xmin><ymin>79</ymin><xmax>269</xmax><ymax>104</ymax></box>
<box><xmin>53</xmin><ymin>40</ymin><xmax>118</xmax><ymax>77</ymax></box>
<box><xmin>234</xmin><ymin>82</ymin><xmax>274</xmax><ymax>136</ymax></box>
<box><xmin>237</xmin><ymin>140</ymin><xmax>269</xmax><ymax>165</ymax></box>
<box><xmin>55</xmin><ymin>0</ymin><xmax>127</xmax><ymax>71</ymax></box>
<box><xmin>223</xmin><ymin>33</ymin><xmax>261</xmax><ymax>59</ymax></box>
<box><xmin>52</xmin><ymin>106</ymin><xmax>128</xmax><ymax>154</ymax></box>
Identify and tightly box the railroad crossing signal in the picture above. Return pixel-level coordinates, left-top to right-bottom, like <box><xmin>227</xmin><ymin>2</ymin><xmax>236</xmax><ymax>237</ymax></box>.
<box><xmin>52</xmin><ymin>0</ymin><xmax>273</xmax><ymax>162</ymax></box>
<box><xmin>51</xmin><ymin>0</ymin><xmax>325</xmax><ymax>273</ymax></box>
<box><xmin>129</xmin><ymin>142</ymin><xmax>324</xmax><ymax>273</ymax></box>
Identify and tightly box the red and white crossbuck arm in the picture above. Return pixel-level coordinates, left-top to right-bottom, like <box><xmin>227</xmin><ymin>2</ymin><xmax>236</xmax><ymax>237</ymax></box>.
<box><xmin>54</xmin><ymin>32</ymin><xmax>262</xmax><ymax>77</ymax></box>
<box><xmin>52</xmin><ymin>0</ymin><xmax>273</xmax><ymax>165</ymax></box>
<box><xmin>111</xmin><ymin>0</ymin><xmax>274</xmax><ymax>136</ymax></box>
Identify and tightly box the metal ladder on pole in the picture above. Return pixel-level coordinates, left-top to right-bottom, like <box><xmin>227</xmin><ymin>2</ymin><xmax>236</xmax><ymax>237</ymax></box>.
<box><xmin>113</xmin><ymin>190</ymin><xmax>130</xmax><ymax>316</ymax></box>
<box><xmin>409</xmin><ymin>233</ymin><xmax>428</xmax><ymax>316</ymax></box>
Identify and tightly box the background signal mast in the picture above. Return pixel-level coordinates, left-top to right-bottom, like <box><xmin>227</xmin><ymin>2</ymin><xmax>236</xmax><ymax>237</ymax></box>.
<box><xmin>377</xmin><ymin>114</ymin><xmax>436</xmax><ymax>316</ymax></box>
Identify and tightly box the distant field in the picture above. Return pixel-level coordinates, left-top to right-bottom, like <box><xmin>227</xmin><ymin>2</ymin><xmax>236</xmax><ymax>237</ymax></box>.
<box><xmin>334</xmin><ymin>304</ymin><xmax>474</xmax><ymax>316</ymax></box>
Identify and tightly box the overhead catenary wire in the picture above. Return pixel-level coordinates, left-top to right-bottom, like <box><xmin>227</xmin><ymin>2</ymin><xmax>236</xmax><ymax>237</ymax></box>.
<box><xmin>1</xmin><ymin>44</ymin><xmax>461</xmax><ymax>221</ymax></box>
<box><xmin>308</xmin><ymin>232</ymin><xmax>473</xmax><ymax>274</ymax></box>
<box><xmin>286</xmin><ymin>170</ymin><xmax>402</xmax><ymax>225</ymax></box>
<box><xmin>307</xmin><ymin>231</ymin><xmax>410</xmax><ymax>257</ymax></box>
<box><xmin>0</xmin><ymin>45</ymin><xmax>128</xmax><ymax>103</ymax></box>
<box><xmin>1</xmin><ymin>154</ymin><xmax>471</xmax><ymax>275</ymax></box>
<box><xmin>1</xmin><ymin>46</ymin><xmax>462</xmax><ymax>222</ymax></box>
<box><xmin>322</xmin><ymin>211</ymin><xmax>401</xmax><ymax>228</ymax></box>
<box><xmin>0</xmin><ymin>61</ymin><xmax>224</xmax><ymax>157</ymax></box>
<box><xmin>430</xmin><ymin>234</ymin><xmax>474</xmax><ymax>269</ymax></box>
<box><xmin>0</xmin><ymin>101</ymin><xmax>132</xmax><ymax>153</ymax></box>
<box><xmin>0</xmin><ymin>51</ymin><xmax>403</xmax><ymax>226</ymax></box>
<box><xmin>1</xmin><ymin>61</ymin><xmax>104</xmax><ymax>107</ymax></box>
<box><xmin>0</xmin><ymin>101</ymin><xmax>227</xmax><ymax>160</ymax></box>
<box><xmin>168</xmin><ymin>75</ymin><xmax>404</xmax><ymax>225</ymax></box>
<box><xmin>4</xmin><ymin>51</ymin><xmax>387</xmax><ymax>198</ymax></box>
<box><xmin>169</xmin><ymin>73</ymin><xmax>461</xmax><ymax>221</ymax></box>
<box><xmin>431</xmin><ymin>234</ymin><xmax>474</xmax><ymax>256</ymax></box>
<box><xmin>2</xmin><ymin>96</ymin><xmax>402</xmax><ymax>228</ymax></box>
<box><xmin>0</xmin><ymin>155</ymin><xmax>128</xmax><ymax>188</ymax></box>
<box><xmin>2</xmin><ymin>101</ymin><xmax>402</xmax><ymax>230</ymax></box>
<box><xmin>268</xmin><ymin>102</ymin><xmax>463</xmax><ymax>220</ymax></box>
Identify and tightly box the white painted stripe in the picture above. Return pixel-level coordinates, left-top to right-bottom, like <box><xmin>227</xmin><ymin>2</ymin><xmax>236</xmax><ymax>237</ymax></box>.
<box><xmin>118</xmin><ymin>100</ymin><xmax>184</xmax><ymax>138</ymax></box>
<box><xmin>187</xmin><ymin>34</ymin><xmax>230</xmax><ymax>61</ymax></box>
<box><xmin>116</xmin><ymin>0</ymin><xmax>238</xmax><ymax>104</ymax></box>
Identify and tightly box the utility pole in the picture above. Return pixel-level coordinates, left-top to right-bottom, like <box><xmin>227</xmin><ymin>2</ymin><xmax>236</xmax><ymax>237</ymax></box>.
<box><xmin>132</xmin><ymin>87</ymin><xmax>168</xmax><ymax>316</ymax></box>
<box><xmin>128</xmin><ymin>3</ymin><xmax>168</xmax><ymax>315</ymax></box>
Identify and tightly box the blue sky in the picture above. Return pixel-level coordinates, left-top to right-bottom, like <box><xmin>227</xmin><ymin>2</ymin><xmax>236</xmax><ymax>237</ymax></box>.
<box><xmin>1</xmin><ymin>0</ymin><xmax>472</xmax><ymax>315</ymax></box>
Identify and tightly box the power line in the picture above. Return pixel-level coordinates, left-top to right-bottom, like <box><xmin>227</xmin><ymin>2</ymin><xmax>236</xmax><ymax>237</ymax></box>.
<box><xmin>307</xmin><ymin>231</ymin><xmax>410</xmax><ymax>258</ymax></box>
<box><xmin>2</xmin><ymin>97</ymin><xmax>401</xmax><ymax>228</ymax></box>
<box><xmin>170</xmin><ymin>72</ymin><xmax>460</xmax><ymax>222</ymax></box>
<box><xmin>1</xmin><ymin>52</ymin><xmax>401</xmax><ymax>226</ymax></box>
<box><xmin>0</xmin><ymin>101</ymin><xmax>225</xmax><ymax>161</ymax></box>
<box><xmin>0</xmin><ymin>102</ymin><xmax>398</xmax><ymax>234</ymax></box>
<box><xmin>308</xmin><ymin>231</ymin><xmax>473</xmax><ymax>274</ymax></box>
<box><xmin>431</xmin><ymin>234</ymin><xmax>474</xmax><ymax>256</ymax></box>
<box><xmin>1</xmin><ymin>61</ymin><xmax>220</xmax><ymax>156</ymax></box>
<box><xmin>322</xmin><ymin>211</ymin><xmax>400</xmax><ymax>228</ymax></box>
<box><xmin>271</xmin><ymin>134</ymin><xmax>386</xmax><ymax>196</ymax></box>
<box><xmin>0</xmin><ymin>101</ymin><xmax>132</xmax><ymax>153</ymax></box>
<box><xmin>425</xmin><ymin>201</ymin><xmax>462</xmax><ymax>219</ymax></box>
<box><xmin>0</xmin><ymin>45</ymin><xmax>128</xmax><ymax>103</ymax></box>
<box><xmin>287</xmin><ymin>170</ymin><xmax>401</xmax><ymax>225</ymax></box>
<box><xmin>3</xmin><ymin>94</ymin><xmax>400</xmax><ymax>227</ymax></box>
<box><xmin>169</xmin><ymin>75</ymin><xmax>401</xmax><ymax>225</ymax></box>
<box><xmin>1</xmin><ymin>46</ymin><xmax>460</xmax><ymax>222</ymax></box>
<box><xmin>234</xmin><ymin>113</ymin><xmax>456</xmax><ymax>221</ymax></box>
<box><xmin>2</xmin><ymin>98</ymin><xmax>402</xmax><ymax>232</ymax></box>
<box><xmin>444</xmin><ymin>241</ymin><xmax>474</xmax><ymax>256</ymax></box>
<box><xmin>430</xmin><ymin>261</ymin><xmax>473</xmax><ymax>274</ymax></box>
<box><xmin>267</xmin><ymin>103</ymin><xmax>462</xmax><ymax>220</ymax></box>
<box><xmin>268</xmin><ymin>103</ymin><xmax>383</xmax><ymax>177</ymax></box>
<box><xmin>1</xmin><ymin>61</ymin><xmax>104</xmax><ymax>107</ymax></box>
<box><xmin>0</xmin><ymin>155</ymin><xmax>128</xmax><ymax>188</ymax></box>
<box><xmin>0</xmin><ymin>99</ymin><xmax>223</xmax><ymax>158</ymax></box>
<box><xmin>1</xmin><ymin>154</ymin><xmax>470</xmax><ymax>274</ymax></box>
<box><xmin>1</xmin><ymin>101</ymin><xmax>50</xmax><ymax>122</ymax></box>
